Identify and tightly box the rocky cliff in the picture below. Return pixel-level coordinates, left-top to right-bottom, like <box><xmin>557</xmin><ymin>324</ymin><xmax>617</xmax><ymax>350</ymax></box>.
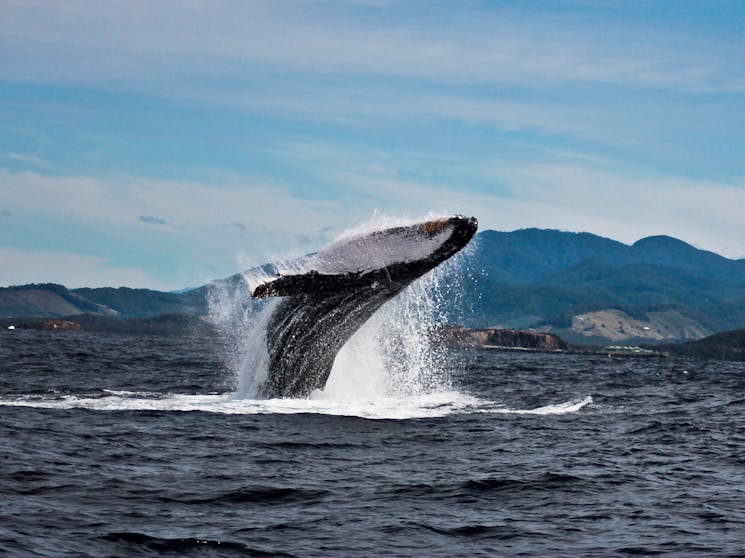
<box><xmin>441</xmin><ymin>326</ymin><xmax>569</xmax><ymax>351</ymax></box>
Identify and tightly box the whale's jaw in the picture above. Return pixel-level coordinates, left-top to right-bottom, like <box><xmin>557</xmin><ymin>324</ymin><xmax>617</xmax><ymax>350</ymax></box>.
<box><xmin>252</xmin><ymin>215</ymin><xmax>478</xmax><ymax>398</ymax></box>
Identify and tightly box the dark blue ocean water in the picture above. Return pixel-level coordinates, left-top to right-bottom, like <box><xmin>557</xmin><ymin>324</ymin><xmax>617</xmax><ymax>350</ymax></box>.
<box><xmin>1</xmin><ymin>330</ymin><xmax>744</xmax><ymax>557</ymax></box>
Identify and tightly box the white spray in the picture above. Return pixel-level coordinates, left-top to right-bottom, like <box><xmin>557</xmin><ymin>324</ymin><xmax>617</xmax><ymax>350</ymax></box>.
<box><xmin>206</xmin><ymin>272</ymin><xmax>278</xmax><ymax>398</ymax></box>
<box><xmin>209</xmin><ymin>213</ymin><xmax>472</xmax><ymax>401</ymax></box>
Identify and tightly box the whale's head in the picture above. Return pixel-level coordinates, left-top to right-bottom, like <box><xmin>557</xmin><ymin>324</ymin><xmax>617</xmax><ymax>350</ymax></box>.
<box><xmin>305</xmin><ymin>215</ymin><xmax>478</xmax><ymax>275</ymax></box>
<box><xmin>253</xmin><ymin>215</ymin><xmax>478</xmax><ymax>298</ymax></box>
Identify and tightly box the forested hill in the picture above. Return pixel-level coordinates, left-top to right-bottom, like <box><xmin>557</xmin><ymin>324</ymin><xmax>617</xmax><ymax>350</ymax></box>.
<box><xmin>664</xmin><ymin>329</ymin><xmax>745</xmax><ymax>361</ymax></box>
<box><xmin>0</xmin><ymin>283</ymin><xmax>207</xmax><ymax>319</ymax></box>
<box><xmin>472</xmin><ymin>229</ymin><xmax>745</xmax><ymax>286</ymax></box>
<box><xmin>460</xmin><ymin>229</ymin><xmax>745</xmax><ymax>343</ymax></box>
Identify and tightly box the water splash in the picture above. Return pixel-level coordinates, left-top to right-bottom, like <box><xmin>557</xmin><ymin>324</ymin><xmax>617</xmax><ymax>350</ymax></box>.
<box><xmin>322</xmin><ymin>260</ymin><xmax>460</xmax><ymax>399</ymax></box>
<box><xmin>209</xmin><ymin>213</ymin><xmax>473</xmax><ymax>401</ymax></box>
<box><xmin>206</xmin><ymin>272</ymin><xmax>276</xmax><ymax>397</ymax></box>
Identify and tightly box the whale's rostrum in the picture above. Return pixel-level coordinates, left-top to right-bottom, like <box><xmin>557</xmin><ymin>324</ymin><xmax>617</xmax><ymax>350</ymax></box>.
<box><xmin>251</xmin><ymin>215</ymin><xmax>478</xmax><ymax>398</ymax></box>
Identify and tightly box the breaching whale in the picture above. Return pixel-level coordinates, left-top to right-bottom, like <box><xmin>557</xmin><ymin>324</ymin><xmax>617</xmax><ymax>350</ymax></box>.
<box><xmin>252</xmin><ymin>215</ymin><xmax>478</xmax><ymax>398</ymax></box>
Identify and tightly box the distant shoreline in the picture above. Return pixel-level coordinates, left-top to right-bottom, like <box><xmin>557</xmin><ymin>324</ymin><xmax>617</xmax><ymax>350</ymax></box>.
<box><xmin>5</xmin><ymin>317</ymin><xmax>742</xmax><ymax>363</ymax></box>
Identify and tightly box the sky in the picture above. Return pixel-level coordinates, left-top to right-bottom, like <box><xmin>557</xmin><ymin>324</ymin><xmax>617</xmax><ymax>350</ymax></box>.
<box><xmin>2</xmin><ymin>0</ymin><xmax>745</xmax><ymax>290</ymax></box>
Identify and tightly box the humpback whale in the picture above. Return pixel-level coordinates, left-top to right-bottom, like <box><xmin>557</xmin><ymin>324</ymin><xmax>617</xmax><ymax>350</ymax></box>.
<box><xmin>252</xmin><ymin>215</ymin><xmax>478</xmax><ymax>398</ymax></box>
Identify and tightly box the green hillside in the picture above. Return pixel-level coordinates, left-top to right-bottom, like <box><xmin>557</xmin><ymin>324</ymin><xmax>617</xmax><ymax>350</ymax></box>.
<box><xmin>73</xmin><ymin>287</ymin><xmax>206</xmax><ymax>318</ymax></box>
<box><xmin>457</xmin><ymin>229</ymin><xmax>745</xmax><ymax>342</ymax></box>
<box><xmin>0</xmin><ymin>284</ymin><xmax>107</xmax><ymax>318</ymax></box>
<box><xmin>665</xmin><ymin>329</ymin><xmax>745</xmax><ymax>361</ymax></box>
<box><xmin>474</xmin><ymin>229</ymin><xmax>745</xmax><ymax>285</ymax></box>
<box><xmin>0</xmin><ymin>284</ymin><xmax>207</xmax><ymax>319</ymax></box>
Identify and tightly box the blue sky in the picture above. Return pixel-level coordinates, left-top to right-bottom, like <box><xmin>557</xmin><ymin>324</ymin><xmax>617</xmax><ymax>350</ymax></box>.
<box><xmin>2</xmin><ymin>0</ymin><xmax>745</xmax><ymax>290</ymax></box>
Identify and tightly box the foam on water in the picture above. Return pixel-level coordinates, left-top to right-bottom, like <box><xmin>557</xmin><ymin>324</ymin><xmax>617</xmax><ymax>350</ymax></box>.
<box><xmin>489</xmin><ymin>396</ymin><xmax>594</xmax><ymax>415</ymax></box>
<box><xmin>0</xmin><ymin>393</ymin><xmax>593</xmax><ymax>420</ymax></box>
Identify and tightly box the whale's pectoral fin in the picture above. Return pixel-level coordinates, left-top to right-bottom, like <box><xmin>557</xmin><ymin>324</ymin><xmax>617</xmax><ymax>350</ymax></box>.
<box><xmin>252</xmin><ymin>270</ymin><xmax>380</xmax><ymax>299</ymax></box>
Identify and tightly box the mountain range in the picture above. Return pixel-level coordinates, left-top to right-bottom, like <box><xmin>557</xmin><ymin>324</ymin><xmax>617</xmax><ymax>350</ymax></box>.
<box><xmin>459</xmin><ymin>229</ymin><xmax>745</xmax><ymax>344</ymax></box>
<box><xmin>3</xmin><ymin>229</ymin><xmax>745</xmax><ymax>345</ymax></box>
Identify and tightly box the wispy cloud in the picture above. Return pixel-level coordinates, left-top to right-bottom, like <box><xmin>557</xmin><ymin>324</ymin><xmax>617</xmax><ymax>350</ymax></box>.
<box><xmin>3</xmin><ymin>2</ymin><xmax>742</xmax><ymax>176</ymax></box>
<box><xmin>2</xmin><ymin>151</ymin><xmax>48</xmax><ymax>168</ymax></box>
<box><xmin>138</xmin><ymin>215</ymin><xmax>169</xmax><ymax>226</ymax></box>
<box><xmin>0</xmin><ymin>168</ymin><xmax>357</xmax><ymax>282</ymax></box>
<box><xmin>491</xmin><ymin>163</ymin><xmax>745</xmax><ymax>258</ymax></box>
<box><xmin>315</xmin><ymin>157</ymin><xmax>745</xmax><ymax>259</ymax></box>
<box><xmin>0</xmin><ymin>168</ymin><xmax>344</xmax><ymax>233</ymax></box>
<box><xmin>2</xmin><ymin>1</ymin><xmax>743</xmax><ymax>93</ymax></box>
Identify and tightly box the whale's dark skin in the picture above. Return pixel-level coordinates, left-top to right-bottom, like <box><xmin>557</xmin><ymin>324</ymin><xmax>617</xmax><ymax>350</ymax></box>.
<box><xmin>252</xmin><ymin>215</ymin><xmax>478</xmax><ymax>398</ymax></box>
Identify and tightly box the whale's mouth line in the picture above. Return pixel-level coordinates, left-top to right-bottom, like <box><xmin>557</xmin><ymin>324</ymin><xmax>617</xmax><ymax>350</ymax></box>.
<box><xmin>246</xmin><ymin>215</ymin><xmax>478</xmax><ymax>399</ymax></box>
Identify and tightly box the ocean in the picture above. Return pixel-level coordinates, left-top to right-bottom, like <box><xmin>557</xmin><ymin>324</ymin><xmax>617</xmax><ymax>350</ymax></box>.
<box><xmin>1</xmin><ymin>329</ymin><xmax>744</xmax><ymax>557</ymax></box>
